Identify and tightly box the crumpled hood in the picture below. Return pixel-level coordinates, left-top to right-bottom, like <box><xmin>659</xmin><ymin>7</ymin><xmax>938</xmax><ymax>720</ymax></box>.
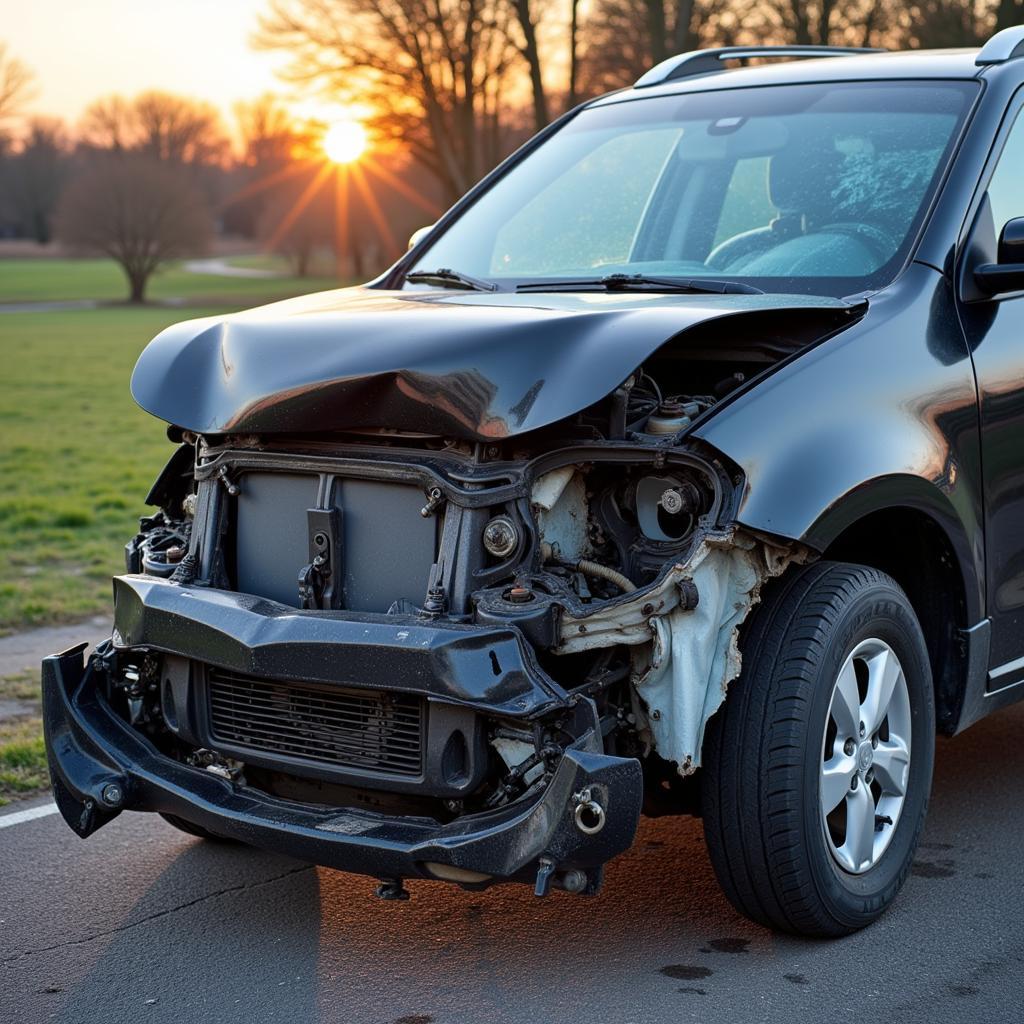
<box><xmin>131</xmin><ymin>286</ymin><xmax>857</xmax><ymax>439</ymax></box>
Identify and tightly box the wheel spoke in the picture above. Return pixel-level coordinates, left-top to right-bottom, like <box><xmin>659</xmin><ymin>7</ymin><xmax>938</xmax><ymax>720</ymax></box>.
<box><xmin>872</xmin><ymin>735</ymin><xmax>910</xmax><ymax>796</ymax></box>
<box><xmin>862</xmin><ymin>647</ymin><xmax>902</xmax><ymax>736</ymax></box>
<box><xmin>830</xmin><ymin>658</ymin><xmax>861</xmax><ymax>738</ymax></box>
<box><xmin>821</xmin><ymin>637</ymin><xmax>912</xmax><ymax>875</ymax></box>
<box><xmin>838</xmin><ymin>783</ymin><xmax>877</xmax><ymax>872</ymax></box>
<box><xmin>821</xmin><ymin>755</ymin><xmax>856</xmax><ymax>815</ymax></box>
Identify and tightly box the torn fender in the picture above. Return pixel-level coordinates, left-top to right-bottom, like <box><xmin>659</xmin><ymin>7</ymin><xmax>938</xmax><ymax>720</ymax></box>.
<box><xmin>557</xmin><ymin>529</ymin><xmax>809</xmax><ymax>774</ymax></box>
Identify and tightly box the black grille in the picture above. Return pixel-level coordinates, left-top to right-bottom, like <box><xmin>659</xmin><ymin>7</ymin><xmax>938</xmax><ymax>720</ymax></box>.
<box><xmin>207</xmin><ymin>670</ymin><xmax>424</xmax><ymax>777</ymax></box>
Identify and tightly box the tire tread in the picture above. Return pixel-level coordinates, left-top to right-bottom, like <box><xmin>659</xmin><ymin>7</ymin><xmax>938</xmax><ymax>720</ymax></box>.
<box><xmin>701</xmin><ymin>561</ymin><xmax>930</xmax><ymax>936</ymax></box>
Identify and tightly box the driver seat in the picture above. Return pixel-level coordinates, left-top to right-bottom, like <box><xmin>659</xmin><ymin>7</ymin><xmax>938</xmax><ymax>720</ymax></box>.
<box><xmin>706</xmin><ymin>141</ymin><xmax>894</xmax><ymax>275</ymax></box>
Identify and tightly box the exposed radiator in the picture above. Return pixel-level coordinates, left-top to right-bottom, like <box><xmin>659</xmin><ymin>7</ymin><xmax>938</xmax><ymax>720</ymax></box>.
<box><xmin>233</xmin><ymin>472</ymin><xmax>439</xmax><ymax>611</ymax></box>
<box><xmin>207</xmin><ymin>669</ymin><xmax>424</xmax><ymax>777</ymax></box>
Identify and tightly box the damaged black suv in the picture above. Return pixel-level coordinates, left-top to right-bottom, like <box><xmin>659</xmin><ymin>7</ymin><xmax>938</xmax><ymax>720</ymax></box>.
<box><xmin>43</xmin><ymin>29</ymin><xmax>1024</xmax><ymax>936</ymax></box>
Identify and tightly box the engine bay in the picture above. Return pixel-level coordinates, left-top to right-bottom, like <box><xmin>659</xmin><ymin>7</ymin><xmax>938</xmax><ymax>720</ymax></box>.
<box><xmin>113</xmin><ymin>350</ymin><xmax>806</xmax><ymax>836</ymax></box>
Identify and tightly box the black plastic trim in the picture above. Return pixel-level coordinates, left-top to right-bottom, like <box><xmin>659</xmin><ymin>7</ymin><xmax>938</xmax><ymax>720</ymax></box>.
<box><xmin>42</xmin><ymin>646</ymin><xmax>642</xmax><ymax>890</ymax></box>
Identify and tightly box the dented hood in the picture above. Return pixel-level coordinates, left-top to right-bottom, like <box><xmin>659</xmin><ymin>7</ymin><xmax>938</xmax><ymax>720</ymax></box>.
<box><xmin>131</xmin><ymin>286</ymin><xmax>857</xmax><ymax>439</ymax></box>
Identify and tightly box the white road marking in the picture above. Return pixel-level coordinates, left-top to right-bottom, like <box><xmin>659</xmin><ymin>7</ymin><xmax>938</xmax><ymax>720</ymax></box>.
<box><xmin>0</xmin><ymin>802</ymin><xmax>58</xmax><ymax>829</ymax></box>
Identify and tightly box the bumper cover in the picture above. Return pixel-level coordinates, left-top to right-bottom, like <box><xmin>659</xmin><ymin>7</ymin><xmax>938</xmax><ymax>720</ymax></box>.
<box><xmin>43</xmin><ymin>582</ymin><xmax>644</xmax><ymax>891</ymax></box>
<box><xmin>110</xmin><ymin>574</ymin><xmax>563</xmax><ymax>717</ymax></box>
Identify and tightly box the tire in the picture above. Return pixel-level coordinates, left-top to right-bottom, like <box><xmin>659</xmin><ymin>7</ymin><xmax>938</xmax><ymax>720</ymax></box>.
<box><xmin>700</xmin><ymin>561</ymin><xmax>935</xmax><ymax>936</ymax></box>
<box><xmin>159</xmin><ymin>812</ymin><xmax>238</xmax><ymax>843</ymax></box>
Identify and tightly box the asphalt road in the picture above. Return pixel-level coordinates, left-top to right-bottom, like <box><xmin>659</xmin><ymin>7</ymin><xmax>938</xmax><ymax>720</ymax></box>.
<box><xmin>3</xmin><ymin>705</ymin><xmax>1024</xmax><ymax>1024</ymax></box>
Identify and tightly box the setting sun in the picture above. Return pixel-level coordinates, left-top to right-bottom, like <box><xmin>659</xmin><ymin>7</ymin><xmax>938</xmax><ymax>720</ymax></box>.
<box><xmin>322</xmin><ymin>118</ymin><xmax>368</xmax><ymax>164</ymax></box>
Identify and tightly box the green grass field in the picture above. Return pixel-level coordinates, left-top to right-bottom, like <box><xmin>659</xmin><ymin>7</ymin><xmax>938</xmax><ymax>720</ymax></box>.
<box><xmin>0</xmin><ymin>715</ymin><xmax>47</xmax><ymax>806</ymax></box>
<box><xmin>0</xmin><ymin>256</ymin><xmax>353</xmax><ymax>797</ymax></box>
<box><xmin>0</xmin><ymin>306</ymin><xmax>219</xmax><ymax>631</ymax></box>
<box><xmin>0</xmin><ymin>671</ymin><xmax>45</xmax><ymax>806</ymax></box>
<box><xmin>0</xmin><ymin>257</ymin><xmax>352</xmax><ymax>633</ymax></box>
<box><xmin>1</xmin><ymin>257</ymin><xmax>339</xmax><ymax>305</ymax></box>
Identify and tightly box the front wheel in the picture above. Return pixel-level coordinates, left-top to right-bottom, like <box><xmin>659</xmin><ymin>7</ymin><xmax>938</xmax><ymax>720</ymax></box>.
<box><xmin>700</xmin><ymin>562</ymin><xmax>934</xmax><ymax>936</ymax></box>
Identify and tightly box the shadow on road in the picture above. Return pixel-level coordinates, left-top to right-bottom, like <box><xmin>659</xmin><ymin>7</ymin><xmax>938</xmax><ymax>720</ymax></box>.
<box><xmin>43</xmin><ymin>702</ymin><xmax>1024</xmax><ymax>1024</ymax></box>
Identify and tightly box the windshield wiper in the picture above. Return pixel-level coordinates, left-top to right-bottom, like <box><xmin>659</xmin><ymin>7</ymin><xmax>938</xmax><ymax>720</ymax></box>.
<box><xmin>405</xmin><ymin>267</ymin><xmax>497</xmax><ymax>292</ymax></box>
<box><xmin>516</xmin><ymin>273</ymin><xmax>763</xmax><ymax>295</ymax></box>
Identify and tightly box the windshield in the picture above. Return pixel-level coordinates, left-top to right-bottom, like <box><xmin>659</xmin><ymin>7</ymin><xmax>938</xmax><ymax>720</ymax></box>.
<box><xmin>408</xmin><ymin>81</ymin><xmax>976</xmax><ymax>297</ymax></box>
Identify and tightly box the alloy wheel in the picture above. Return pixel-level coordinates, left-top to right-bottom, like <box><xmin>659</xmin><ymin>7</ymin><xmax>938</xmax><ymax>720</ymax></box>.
<box><xmin>820</xmin><ymin>638</ymin><xmax>912</xmax><ymax>874</ymax></box>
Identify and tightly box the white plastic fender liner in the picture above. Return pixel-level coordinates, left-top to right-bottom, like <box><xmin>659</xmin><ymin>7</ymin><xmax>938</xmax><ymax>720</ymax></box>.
<box><xmin>556</xmin><ymin>529</ymin><xmax>806</xmax><ymax>775</ymax></box>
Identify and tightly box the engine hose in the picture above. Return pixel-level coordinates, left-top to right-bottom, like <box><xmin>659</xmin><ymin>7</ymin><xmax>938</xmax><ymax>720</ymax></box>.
<box><xmin>575</xmin><ymin>558</ymin><xmax>637</xmax><ymax>594</ymax></box>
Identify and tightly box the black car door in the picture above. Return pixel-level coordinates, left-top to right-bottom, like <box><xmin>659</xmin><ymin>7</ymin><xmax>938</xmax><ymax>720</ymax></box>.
<box><xmin>957</xmin><ymin>91</ymin><xmax>1024</xmax><ymax>682</ymax></box>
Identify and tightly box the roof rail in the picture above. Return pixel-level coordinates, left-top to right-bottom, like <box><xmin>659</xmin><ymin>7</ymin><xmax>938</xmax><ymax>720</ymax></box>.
<box><xmin>633</xmin><ymin>45</ymin><xmax>886</xmax><ymax>89</ymax></box>
<box><xmin>976</xmin><ymin>25</ymin><xmax>1024</xmax><ymax>65</ymax></box>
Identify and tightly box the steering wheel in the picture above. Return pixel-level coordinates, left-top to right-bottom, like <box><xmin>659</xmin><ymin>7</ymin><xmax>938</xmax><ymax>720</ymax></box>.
<box><xmin>816</xmin><ymin>221</ymin><xmax>898</xmax><ymax>265</ymax></box>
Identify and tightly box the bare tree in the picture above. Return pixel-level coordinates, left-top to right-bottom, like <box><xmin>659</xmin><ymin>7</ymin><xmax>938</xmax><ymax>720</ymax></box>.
<box><xmin>995</xmin><ymin>0</ymin><xmax>1024</xmax><ymax>30</ymax></box>
<box><xmin>581</xmin><ymin>0</ymin><xmax>985</xmax><ymax>86</ymax></box>
<box><xmin>256</xmin><ymin>0</ymin><xmax>521</xmax><ymax>204</ymax></box>
<box><xmin>569</xmin><ymin>0</ymin><xmax>581</xmax><ymax>107</ymax></box>
<box><xmin>758</xmin><ymin>0</ymin><xmax>843</xmax><ymax>44</ymax></box>
<box><xmin>78</xmin><ymin>95</ymin><xmax>135</xmax><ymax>152</ymax></box>
<box><xmin>894</xmin><ymin>0</ymin><xmax>992</xmax><ymax>48</ymax></box>
<box><xmin>235</xmin><ymin>93</ymin><xmax>298</xmax><ymax>167</ymax></box>
<box><xmin>223</xmin><ymin>94</ymin><xmax>306</xmax><ymax>237</ymax></box>
<box><xmin>79</xmin><ymin>91</ymin><xmax>228</xmax><ymax>166</ymax></box>
<box><xmin>133</xmin><ymin>91</ymin><xmax>229</xmax><ymax>165</ymax></box>
<box><xmin>0</xmin><ymin>42</ymin><xmax>34</xmax><ymax>124</ymax></box>
<box><xmin>56</xmin><ymin>155</ymin><xmax>212</xmax><ymax>302</ymax></box>
<box><xmin>507</xmin><ymin>0</ymin><xmax>550</xmax><ymax>129</ymax></box>
<box><xmin>580</xmin><ymin>0</ymin><xmax>744</xmax><ymax>93</ymax></box>
<box><xmin>259</xmin><ymin>171</ymin><xmax>334</xmax><ymax>276</ymax></box>
<box><xmin>4</xmin><ymin>117</ymin><xmax>69</xmax><ymax>243</ymax></box>
<box><xmin>746</xmin><ymin>0</ymin><xmax>902</xmax><ymax>46</ymax></box>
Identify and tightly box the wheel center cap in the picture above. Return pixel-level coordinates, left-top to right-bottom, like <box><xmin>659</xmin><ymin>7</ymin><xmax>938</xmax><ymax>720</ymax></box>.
<box><xmin>858</xmin><ymin>741</ymin><xmax>874</xmax><ymax>772</ymax></box>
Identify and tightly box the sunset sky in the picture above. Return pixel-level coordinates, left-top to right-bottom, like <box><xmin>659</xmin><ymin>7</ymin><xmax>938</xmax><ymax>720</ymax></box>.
<box><xmin>1</xmin><ymin>0</ymin><xmax>293</xmax><ymax>124</ymax></box>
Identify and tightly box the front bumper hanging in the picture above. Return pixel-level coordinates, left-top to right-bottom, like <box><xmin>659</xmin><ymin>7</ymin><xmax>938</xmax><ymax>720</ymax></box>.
<box><xmin>42</xmin><ymin>579</ymin><xmax>644</xmax><ymax>894</ymax></box>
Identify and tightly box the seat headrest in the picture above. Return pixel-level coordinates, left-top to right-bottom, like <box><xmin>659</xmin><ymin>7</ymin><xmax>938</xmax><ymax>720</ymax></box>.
<box><xmin>768</xmin><ymin>141</ymin><xmax>843</xmax><ymax>225</ymax></box>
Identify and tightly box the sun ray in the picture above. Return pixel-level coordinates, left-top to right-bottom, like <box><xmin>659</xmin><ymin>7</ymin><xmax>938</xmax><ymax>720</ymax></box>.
<box><xmin>349</xmin><ymin>162</ymin><xmax>399</xmax><ymax>257</ymax></box>
<box><xmin>334</xmin><ymin>163</ymin><xmax>351</xmax><ymax>277</ymax></box>
<box><xmin>262</xmin><ymin>161</ymin><xmax>334</xmax><ymax>254</ymax></box>
<box><xmin>221</xmin><ymin>160</ymin><xmax>311</xmax><ymax>209</ymax></box>
<box><xmin>361</xmin><ymin>155</ymin><xmax>445</xmax><ymax>219</ymax></box>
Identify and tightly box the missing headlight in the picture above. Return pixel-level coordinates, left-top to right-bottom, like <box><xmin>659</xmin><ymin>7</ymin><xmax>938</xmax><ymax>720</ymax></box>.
<box><xmin>635</xmin><ymin>475</ymin><xmax>701</xmax><ymax>542</ymax></box>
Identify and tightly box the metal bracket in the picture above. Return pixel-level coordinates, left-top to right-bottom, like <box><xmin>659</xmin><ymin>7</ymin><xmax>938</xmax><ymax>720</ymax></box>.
<box><xmin>422</xmin><ymin>501</ymin><xmax>464</xmax><ymax>615</ymax></box>
<box><xmin>534</xmin><ymin>856</ymin><xmax>556</xmax><ymax>897</ymax></box>
<box><xmin>217</xmin><ymin>465</ymin><xmax>240</xmax><ymax>496</ymax></box>
<box><xmin>375</xmin><ymin>878</ymin><xmax>411</xmax><ymax>900</ymax></box>
<box><xmin>298</xmin><ymin>507</ymin><xmax>341</xmax><ymax>609</ymax></box>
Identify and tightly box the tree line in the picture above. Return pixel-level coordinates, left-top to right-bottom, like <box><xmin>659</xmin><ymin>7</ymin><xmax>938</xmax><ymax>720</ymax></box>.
<box><xmin>2</xmin><ymin>0</ymin><xmax>1023</xmax><ymax>298</ymax></box>
<box><xmin>257</xmin><ymin>0</ymin><xmax>1024</xmax><ymax>202</ymax></box>
<box><xmin>0</xmin><ymin>62</ymin><xmax>435</xmax><ymax>299</ymax></box>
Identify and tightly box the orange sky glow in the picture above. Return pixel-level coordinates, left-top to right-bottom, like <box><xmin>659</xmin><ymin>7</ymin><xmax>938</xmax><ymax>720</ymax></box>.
<box><xmin>0</xmin><ymin>0</ymin><xmax>325</xmax><ymax>128</ymax></box>
<box><xmin>1</xmin><ymin>0</ymin><xmax>448</xmax><ymax>264</ymax></box>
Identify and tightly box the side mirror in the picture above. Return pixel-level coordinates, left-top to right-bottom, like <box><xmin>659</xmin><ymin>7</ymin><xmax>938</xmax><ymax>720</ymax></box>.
<box><xmin>408</xmin><ymin>224</ymin><xmax>435</xmax><ymax>251</ymax></box>
<box><xmin>974</xmin><ymin>216</ymin><xmax>1024</xmax><ymax>296</ymax></box>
